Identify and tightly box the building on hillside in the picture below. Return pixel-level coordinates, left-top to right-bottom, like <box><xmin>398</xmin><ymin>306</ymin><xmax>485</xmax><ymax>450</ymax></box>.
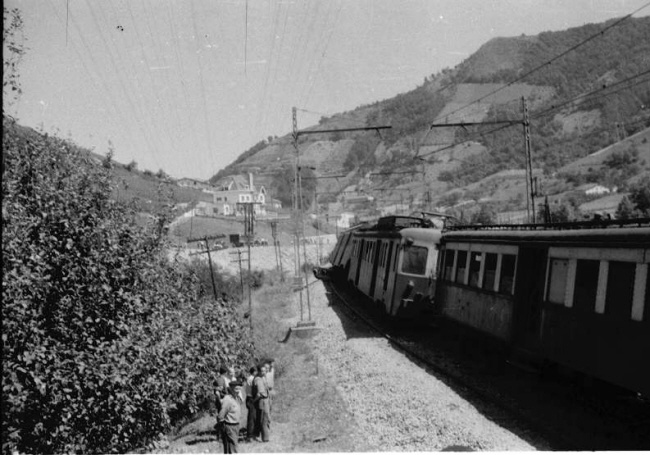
<box><xmin>184</xmin><ymin>191</ymin><xmax>217</xmax><ymax>217</ymax></box>
<box><xmin>341</xmin><ymin>185</ymin><xmax>374</xmax><ymax>204</ymax></box>
<box><xmin>379</xmin><ymin>203</ymin><xmax>410</xmax><ymax>216</ymax></box>
<box><xmin>336</xmin><ymin>212</ymin><xmax>356</xmax><ymax>229</ymax></box>
<box><xmin>177</xmin><ymin>177</ymin><xmax>213</xmax><ymax>190</ymax></box>
<box><xmin>268</xmin><ymin>198</ymin><xmax>283</xmax><ymax>211</ymax></box>
<box><xmin>209</xmin><ymin>173</ymin><xmax>268</xmax><ymax>217</ymax></box>
<box><xmin>577</xmin><ymin>183</ymin><xmax>611</xmax><ymax>196</ymax></box>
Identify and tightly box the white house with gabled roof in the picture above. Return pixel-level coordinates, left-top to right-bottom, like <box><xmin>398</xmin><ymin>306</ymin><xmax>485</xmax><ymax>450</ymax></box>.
<box><xmin>208</xmin><ymin>173</ymin><xmax>267</xmax><ymax>216</ymax></box>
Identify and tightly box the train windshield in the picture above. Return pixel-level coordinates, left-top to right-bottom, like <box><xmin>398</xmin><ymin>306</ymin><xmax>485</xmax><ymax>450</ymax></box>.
<box><xmin>401</xmin><ymin>245</ymin><xmax>428</xmax><ymax>275</ymax></box>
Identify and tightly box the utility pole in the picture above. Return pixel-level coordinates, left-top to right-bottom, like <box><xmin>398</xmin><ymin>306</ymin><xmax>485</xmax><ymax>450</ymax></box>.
<box><xmin>230</xmin><ymin>248</ymin><xmax>247</xmax><ymax>297</ymax></box>
<box><xmin>421</xmin><ymin>116</ymin><xmax>532</xmax><ymax>223</ymax></box>
<box><xmin>522</xmin><ymin>96</ymin><xmax>535</xmax><ymax>223</ymax></box>
<box><xmin>315</xmin><ymin>191</ymin><xmax>321</xmax><ymax>264</ymax></box>
<box><xmin>290</xmin><ymin>107</ymin><xmax>392</xmax><ymax>332</ymax></box>
<box><xmin>187</xmin><ymin>234</ymin><xmax>226</xmax><ymax>301</ymax></box>
<box><xmin>292</xmin><ymin>107</ymin><xmax>306</xmax><ymax>322</ymax></box>
<box><xmin>239</xmin><ymin>201</ymin><xmax>256</xmax><ymax>330</ymax></box>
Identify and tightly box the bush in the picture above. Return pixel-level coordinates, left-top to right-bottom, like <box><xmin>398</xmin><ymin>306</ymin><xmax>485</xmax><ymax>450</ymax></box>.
<box><xmin>2</xmin><ymin>118</ymin><xmax>254</xmax><ymax>454</ymax></box>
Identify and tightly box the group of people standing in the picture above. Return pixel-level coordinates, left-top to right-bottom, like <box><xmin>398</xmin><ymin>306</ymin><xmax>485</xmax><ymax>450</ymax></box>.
<box><xmin>214</xmin><ymin>358</ymin><xmax>275</xmax><ymax>453</ymax></box>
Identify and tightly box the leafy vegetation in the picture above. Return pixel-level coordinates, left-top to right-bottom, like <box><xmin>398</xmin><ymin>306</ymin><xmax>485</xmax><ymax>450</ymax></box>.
<box><xmin>209</xmin><ymin>139</ymin><xmax>270</xmax><ymax>184</ymax></box>
<box><xmin>367</xmin><ymin>84</ymin><xmax>447</xmax><ymax>146</ymax></box>
<box><xmin>616</xmin><ymin>175</ymin><xmax>650</xmax><ymax>218</ymax></box>
<box><xmin>440</xmin><ymin>16</ymin><xmax>650</xmax><ymax>188</ymax></box>
<box><xmin>2</xmin><ymin>118</ymin><xmax>254</xmax><ymax>454</ymax></box>
<box><xmin>343</xmin><ymin>133</ymin><xmax>380</xmax><ymax>172</ymax></box>
<box><xmin>267</xmin><ymin>163</ymin><xmax>316</xmax><ymax>210</ymax></box>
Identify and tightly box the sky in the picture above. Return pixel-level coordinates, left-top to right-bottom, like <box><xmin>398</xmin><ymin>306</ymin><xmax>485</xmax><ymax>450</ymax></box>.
<box><xmin>5</xmin><ymin>0</ymin><xmax>649</xmax><ymax>180</ymax></box>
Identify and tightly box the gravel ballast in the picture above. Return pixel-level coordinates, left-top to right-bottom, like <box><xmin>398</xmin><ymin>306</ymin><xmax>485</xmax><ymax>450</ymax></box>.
<box><xmin>308</xmin><ymin>282</ymin><xmax>540</xmax><ymax>452</ymax></box>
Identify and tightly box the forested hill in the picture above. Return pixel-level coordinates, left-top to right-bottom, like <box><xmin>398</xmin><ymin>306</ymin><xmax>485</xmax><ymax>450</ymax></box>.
<box><xmin>211</xmin><ymin>15</ymin><xmax>650</xmax><ymax>219</ymax></box>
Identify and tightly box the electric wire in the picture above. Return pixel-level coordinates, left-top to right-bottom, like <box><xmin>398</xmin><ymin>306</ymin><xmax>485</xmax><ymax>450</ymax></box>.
<box><xmin>254</xmin><ymin>0</ymin><xmax>283</xmax><ymax>133</ymax></box>
<box><xmin>301</xmin><ymin>0</ymin><xmax>343</xmax><ymax>109</ymax></box>
<box><xmin>164</xmin><ymin>0</ymin><xmax>203</xmax><ymax>161</ymax></box>
<box><xmin>418</xmin><ymin>67</ymin><xmax>650</xmax><ymax>161</ymax></box>
<box><xmin>189</xmin><ymin>0</ymin><xmax>216</xmax><ymax>172</ymax></box>
<box><xmin>44</xmin><ymin>0</ymin><xmax>132</xmax><ymax>150</ymax></box>
<box><xmin>85</xmin><ymin>1</ymin><xmax>164</xmax><ymax>167</ymax></box>
<box><xmin>62</xmin><ymin>0</ymin><xmax>162</xmax><ymax>169</ymax></box>
<box><xmin>118</xmin><ymin>0</ymin><xmax>180</xmax><ymax>159</ymax></box>
<box><xmin>423</xmin><ymin>1</ymin><xmax>650</xmax><ymax>129</ymax></box>
<box><xmin>297</xmin><ymin>0</ymin><xmax>337</xmax><ymax>108</ymax></box>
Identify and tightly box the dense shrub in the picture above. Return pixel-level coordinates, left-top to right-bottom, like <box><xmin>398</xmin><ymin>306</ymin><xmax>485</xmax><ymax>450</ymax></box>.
<box><xmin>2</xmin><ymin>118</ymin><xmax>254</xmax><ymax>454</ymax></box>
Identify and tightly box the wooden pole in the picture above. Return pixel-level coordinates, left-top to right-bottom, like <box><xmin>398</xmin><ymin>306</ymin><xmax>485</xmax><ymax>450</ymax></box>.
<box><xmin>204</xmin><ymin>237</ymin><xmax>218</xmax><ymax>300</ymax></box>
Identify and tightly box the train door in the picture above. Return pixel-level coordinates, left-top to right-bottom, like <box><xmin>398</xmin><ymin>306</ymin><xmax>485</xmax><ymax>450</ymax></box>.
<box><xmin>368</xmin><ymin>240</ymin><xmax>383</xmax><ymax>299</ymax></box>
<box><xmin>513</xmin><ymin>246</ymin><xmax>547</xmax><ymax>350</ymax></box>
<box><xmin>354</xmin><ymin>239</ymin><xmax>365</xmax><ymax>287</ymax></box>
<box><xmin>385</xmin><ymin>241</ymin><xmax>400</xmax><ymax>314</ymax></box>
<box><xmin>375</xmin><ymin>241</ymin><xmax>394</xmax><ymax>304</ymax></box>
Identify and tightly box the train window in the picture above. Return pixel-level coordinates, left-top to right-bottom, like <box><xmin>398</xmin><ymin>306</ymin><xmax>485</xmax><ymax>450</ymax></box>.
<box><xmin>469</xmin><ymin>252</ymin><xmax>482</xmax><ymax>287</ymax></box>
<box><xmin>606</xmin><ymin>261</ymin><xmax>635</xmax><ymax>322</ymax></box>
<box><xmin>455</xmin><ymin>250</ymin><xmax>468</xmax><ymax>284</ymax></box>
<box><xmin>547</xmin><ymin>258</ymin><xmax>569</xmax><ymax>304</ymax></box>
<box><xmin>499</xmin><ymin>254</ymin><xmax>517</xmax><ymax>295</ymax></box>
<box><xmin>444</xmin><ymin>249</ymin><xmax>456</xmax><ymax>281</ymax></box>
<box><xmin>641</xmin><ymin>266</ymin><xmax>650</xmax><ymax>322</ymax></box>
<box><xmin>574</xmin><ymin>259</ymin><xmax>599</xmax><ymax>313</ymax></box>
<box><xmin>483</xmin><ymin>253</ymin><xmax>498</xmax><ymax>291</ymax></box>
<box><xmin>401</xmin><ymin>245</ymin><xmax>428</xmax><ymax>275</ymax></box>
<box><xmin>631</xmin><ymin>263</ymin><xmax>648</xmax><ymax>322</ymax></box>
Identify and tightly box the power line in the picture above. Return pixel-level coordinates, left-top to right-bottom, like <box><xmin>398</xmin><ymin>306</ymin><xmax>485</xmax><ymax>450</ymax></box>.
<box><xmin>118</xmin><ymin>0</ymin><xmax>180</xmax><ymax>158</ymax></box>
<box><xmin>189</xmin><ymin>0</ymin><xmax>215</xmax><ymax>169</ymax></box>
<box><xmin>425</xmin><ymin>2</ymin><xmax>650</xmax><ymax>127</ymax></box>
<box><xmin>417</xmin><ymin>67</ymin><xmax>650</xmax><ymax>161</ymax></box>
<box><xmin>531</xmin><ymin>69</ymin><xmax>650</xmax><ymax>121</ymax></box>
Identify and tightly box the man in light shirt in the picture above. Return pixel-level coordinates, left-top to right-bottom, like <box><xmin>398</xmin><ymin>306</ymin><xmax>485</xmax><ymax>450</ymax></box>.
<box><xmin>263</xmin><ymin>359</ymin><xmax>275</xmax><ymax>412</ymax></box>
<box><xmin>217</xmin><ymin>381</ymin><xmax>243</xmax><ymax>453</ymax></box>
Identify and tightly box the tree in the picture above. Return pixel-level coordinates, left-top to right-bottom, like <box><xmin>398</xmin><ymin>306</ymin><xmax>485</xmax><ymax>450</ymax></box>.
<box><xmin>269</xmin><ymin>163</ymin><xmax>316</xmax><ymax>211</ymax></box>
<box><xmin>615</xmin><ymin>195</ymin><xmax>637</xmax><ymax>219</ymax></box>
<box><xmin>125</xmin><ymin>160</ymin><xmax>138</xmax><ymax>172</ymax></box>
<box><xmin>343</xmin><ymin>134</ymin><xmax>379</xmax><ymax>172</ymax></box>
<box><xmin>2</xmin><ymin>119</ymin><xmax>254</xmax><ymax>454</ymax></box>
<box><xmin>102</xmin><ymin>149</ymin><xmax>114</xmax><ymax>169</ymax></box>
<box><xmin>470</xmin><ymin>204</ymin><xmax>496</xmax><ymax>225</ymax></box>
<box><xmin>628</xmin><ymin>175</ymin><xmax>650</xmax><ymax>216</ymax></box>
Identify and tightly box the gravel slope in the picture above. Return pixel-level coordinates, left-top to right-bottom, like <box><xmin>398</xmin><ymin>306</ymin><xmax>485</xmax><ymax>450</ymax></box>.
<box><xmin>308</xmin><ymin>283</ymin><xmax>539</xmax><ymax>452</ymax></box>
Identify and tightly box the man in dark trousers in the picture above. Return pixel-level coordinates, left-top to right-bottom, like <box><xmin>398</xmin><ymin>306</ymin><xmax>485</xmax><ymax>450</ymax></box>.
<box><xmin>244</xmin><ymin>366</ymin><xmax>257</xmax><ymax>441</ymax></box>
<box><xmin>253</xmin><ymin>364</ymin><xmax>271</xmax><ymax>442</ymax></box>
<box><xmin>217</xmin><ymin>380</ymin><xmax>243</xmax><ymax>453</ymax></box>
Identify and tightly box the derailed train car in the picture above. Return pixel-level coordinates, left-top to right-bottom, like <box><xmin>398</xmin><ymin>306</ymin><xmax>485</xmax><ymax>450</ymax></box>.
<box><xmin>438</xmin><ymin>222</ymin><xmax>650</xmax><ymax>396</ymax></box>
<box><xmin>324</xmin><ymin>215</ymin><xmax>650</xmax><ymax>396</ymax></box>
<box><xmin>329</xmin><ymin>216</ymin><xmax>442</xmax><ymax>318</ymax></box>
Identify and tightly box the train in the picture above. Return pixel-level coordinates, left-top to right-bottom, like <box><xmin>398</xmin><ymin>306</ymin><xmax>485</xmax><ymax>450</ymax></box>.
<box><xmin>321</xmin><ymin>214</ymin><xmax>650</xmax><ymax>397</ymax></box>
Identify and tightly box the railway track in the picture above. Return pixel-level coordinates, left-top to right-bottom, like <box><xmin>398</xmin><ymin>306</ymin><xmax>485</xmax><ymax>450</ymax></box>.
<box><xmin>322</xmin><ymin>277</ymin><xmax>650</xmax><ymax>451</ymax></box>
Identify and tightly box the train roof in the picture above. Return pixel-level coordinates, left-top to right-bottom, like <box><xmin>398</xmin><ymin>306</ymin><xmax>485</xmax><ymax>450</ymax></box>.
<box><xmin>400</xmin><ymin>227</ymin><xmax>443</xmax><ymax>243</ymax></box>
<box><xmin>442</xmin><ymin>218</ymin><xmax>650</xmax><ymax>245</ymax></box>
<box><xmin>349</xmin><ymin>215</ymin><xmax>440</xmax><ymax>239</ymax></box>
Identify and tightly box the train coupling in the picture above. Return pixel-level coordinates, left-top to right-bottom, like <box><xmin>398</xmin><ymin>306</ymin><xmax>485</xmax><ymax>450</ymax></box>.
<box><xmin>313</xmin><ymin>266</ymin><xmax>332</xmax><ymax>281</ymax></box>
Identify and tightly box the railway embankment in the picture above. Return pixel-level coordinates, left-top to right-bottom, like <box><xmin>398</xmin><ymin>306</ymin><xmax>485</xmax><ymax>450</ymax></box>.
<box><xmin>163</xmin><ymin>247</ymin><xmax>544</xmax><ymax>452</ymax></box>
